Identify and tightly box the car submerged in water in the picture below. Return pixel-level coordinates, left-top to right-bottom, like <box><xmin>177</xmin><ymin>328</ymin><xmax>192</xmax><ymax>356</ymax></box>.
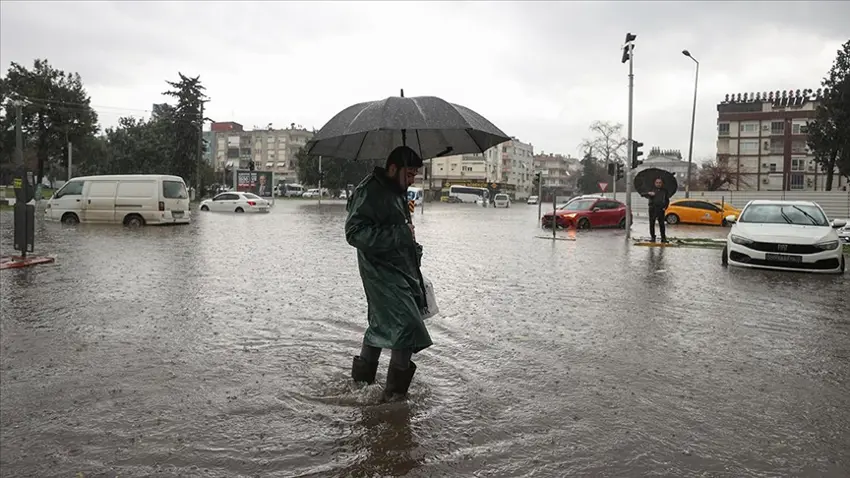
<box><xmin>722</xmin><ymin>200</ymin><xmax>846</xmax><ymax>274</ymax></box>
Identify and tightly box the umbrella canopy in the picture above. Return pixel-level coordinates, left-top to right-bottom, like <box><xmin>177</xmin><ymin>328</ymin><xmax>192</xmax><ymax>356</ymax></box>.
<box><xmin>305</xmin><ymin>95</ymin><xmax>511</xmax><ymax>161</ymax></box>
<box><xmin>633</xmin><ymin>168</ymin><xmax>678</xmax><ymax>197</ymax></box>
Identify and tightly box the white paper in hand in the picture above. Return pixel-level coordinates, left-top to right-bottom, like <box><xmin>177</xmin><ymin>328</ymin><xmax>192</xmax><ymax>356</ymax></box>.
<box><xmin>421</xmin><ymin>276</ymin><xmax>439</xmax><ymax>320</ymax></box>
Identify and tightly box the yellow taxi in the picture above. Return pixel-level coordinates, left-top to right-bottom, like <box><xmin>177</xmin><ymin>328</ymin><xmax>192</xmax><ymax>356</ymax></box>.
<box><xmin>664</xmin><ymin>199</ymin><xmax>741</xmax><ymax>226</ymax></box>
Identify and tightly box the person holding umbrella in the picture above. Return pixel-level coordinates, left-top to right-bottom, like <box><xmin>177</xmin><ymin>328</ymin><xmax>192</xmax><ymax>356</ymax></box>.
<box><xmin>641</xmin><ymin>177</ymin><xmax>670</xmax><ymax>243</ymax></box>
<box><xmin>346</xmin><ymin>145</ymin><xmax>432</xmax><ymax>401</ymax></box>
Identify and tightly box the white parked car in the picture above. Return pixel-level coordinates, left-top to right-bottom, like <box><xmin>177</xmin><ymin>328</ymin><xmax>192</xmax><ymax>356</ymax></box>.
<box><xmin>199</xmin><ymin>192</ymin><xmax>270</xmax><ymax>213</ymax></box>
<box><xmin>302</xmin><ymin>188</ymin><xmax>328</xmax><ymax>199</ymax></box>
<box><xmin>722</xmin><ymin>200</ymin><xmax>846</xmax><ymax>274</ymax></box>
<box><xmin>527</xmin><ymin>195</ymin><xmax>539</xmax><ymax>205</ymax></box>
<box><xmin>836</xmin><ymin>218</ymin><xmax>850</xmax><ymax>243</ymax></box>
<box><xmin>493</xmin><ymin>193</ymin><xmax>511</xmax><ymax>208</ymax></box>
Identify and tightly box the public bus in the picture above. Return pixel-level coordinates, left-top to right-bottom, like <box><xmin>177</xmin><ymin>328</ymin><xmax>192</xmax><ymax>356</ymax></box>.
<box><xmin>445</xmin><ymin>185</ymin><xmax>489</xmax><ymax>205</ymax></box>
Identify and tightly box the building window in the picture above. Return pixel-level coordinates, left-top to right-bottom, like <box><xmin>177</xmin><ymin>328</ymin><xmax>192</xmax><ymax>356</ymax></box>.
<box><xmin>770</xmin><ymin>139</ymin><xmax>784</xmax><ymax>154</ymax></box>
<box><xmin>790</xmin><ymin>159</ymin><xmax>806</xmax><ymax>171</ymax></box>
<box><xmin>740</xmin><ymin>123</ymin><xmax>758</xmax><ymax>133</ymax></box>
<box><xmin>718</xmin><ymin>123</ymin><xmax>730</xmax><ymax>136</ymax></box>
<box><xmin>790</xmin><ymin>173</ymin><xmax>804</xmax><ymax>190</ymax></box>
<box><xmin>769</xmin><ymin>163</ymin><xmax>777</xmax><ymax>173</ymax></box>
<box><xmin>792</xmin><ymin>123</ymin><xmax>809</xmax><ymax>134</ymax></box>
<box><xmin>739</xmin><ymin>140</ymin><xmax>759</xmax><ymax>153</ymax></box>
<box><xmin>771</xmin><ymin>121</ymin><xmax>784</xmax><ymax>134</ymax></box>
<box><xmin>791</xmin><ymin>141</ymin><xmax>807</xmax><ymax>154</ymax></box>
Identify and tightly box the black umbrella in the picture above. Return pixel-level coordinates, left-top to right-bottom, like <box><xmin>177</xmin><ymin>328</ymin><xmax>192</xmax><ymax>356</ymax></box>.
<box><xmin>633</xmin><ymin>167</ymin><xmax>678</xmax><ymax>197</ymax></box>
<box><xmin>305</xmin><ymin>91</ymin><xmax>511</xmax><ymax>161</ymax></box>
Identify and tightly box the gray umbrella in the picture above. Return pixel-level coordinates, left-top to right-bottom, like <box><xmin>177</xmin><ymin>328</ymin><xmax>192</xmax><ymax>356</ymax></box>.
<box><xmin>305</xmin><ymin>93</ymin><xmax>511</xmax><ymax>161</ymax></box>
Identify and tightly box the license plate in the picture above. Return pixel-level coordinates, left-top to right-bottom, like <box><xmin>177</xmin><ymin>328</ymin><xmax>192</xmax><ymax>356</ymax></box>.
<box><xmin>765</xmin><ymin>253</ymin><xmax>802</xmax><ymax>263</ymax></box>
<box><xmin>173</xmin><ymin>211</ymin><xmax>184</xmax><ymax>218</ymax></box>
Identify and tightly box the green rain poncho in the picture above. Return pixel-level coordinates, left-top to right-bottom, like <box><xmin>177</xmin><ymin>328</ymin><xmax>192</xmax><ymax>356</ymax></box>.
<box><xmin>345</xmin><ymin>167</ymin><xmax>433</xmax><ymax>353</ymax></box>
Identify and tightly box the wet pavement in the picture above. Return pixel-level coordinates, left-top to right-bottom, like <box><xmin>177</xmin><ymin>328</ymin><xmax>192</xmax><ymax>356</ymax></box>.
<box><xmin>1</xmin><ymin>201</ymin><xmax>848</xmax><ymax>477</ymax></box>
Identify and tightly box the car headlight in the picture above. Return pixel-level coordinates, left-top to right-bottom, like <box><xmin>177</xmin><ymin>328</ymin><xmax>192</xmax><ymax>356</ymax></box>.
<box><xmin>563</xmin><ymin>213</ymin><xmax>576</xmax><ymax>218</ymax></box>
<box><xmin>730</xmin><ymin>234</ymin><xmax>753</xmax><ymax>245</ymax></box>
<box><xmin>814</xmin><ymin>240</ymin><xmax>839</xmax><ymax>250</ymax></box>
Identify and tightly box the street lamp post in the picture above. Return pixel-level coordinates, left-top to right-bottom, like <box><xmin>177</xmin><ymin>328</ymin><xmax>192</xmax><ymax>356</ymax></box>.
<box><xmin>683</xmin><ymin>50</ymin><xmax>699</xmax><ymax>198</ymax></box>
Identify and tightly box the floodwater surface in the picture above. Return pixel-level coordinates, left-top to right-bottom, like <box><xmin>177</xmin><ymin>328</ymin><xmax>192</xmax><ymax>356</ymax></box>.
<box><xmin>1</xmin><ymin>201</ymin><xmax>848</xmax><ymax>477</ymax></box>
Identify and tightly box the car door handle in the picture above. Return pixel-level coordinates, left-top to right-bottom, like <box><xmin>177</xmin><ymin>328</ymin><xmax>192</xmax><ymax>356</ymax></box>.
<box><xmin>75</xmin><ymin>199</ymin><xmax>81</xmax><ymax>202</ymax></box>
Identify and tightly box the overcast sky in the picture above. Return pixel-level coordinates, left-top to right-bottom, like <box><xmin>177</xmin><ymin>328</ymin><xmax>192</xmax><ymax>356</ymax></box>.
<box><xmin>2</xmin><ymin>1</ymin><xmax>848</xmax><ymax>161</ymax></box>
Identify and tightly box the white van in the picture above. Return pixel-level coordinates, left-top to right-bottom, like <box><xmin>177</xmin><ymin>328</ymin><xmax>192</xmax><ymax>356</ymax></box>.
<box><xmin>45</xmin><ymin>174</ymin><xmax>191</xmax><ymax>227</ymax></box>
<box><xmin>407</xmin><ymin>187</ymin><xmax>424</xmax><ymax>207</ymax></box>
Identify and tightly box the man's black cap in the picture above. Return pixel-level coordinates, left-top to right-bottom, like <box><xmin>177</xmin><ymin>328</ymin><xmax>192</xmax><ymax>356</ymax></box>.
<box><xmin>386</xmin><ymin>146</ymin><xmax>423</xmax><ymax>168</ymax></box>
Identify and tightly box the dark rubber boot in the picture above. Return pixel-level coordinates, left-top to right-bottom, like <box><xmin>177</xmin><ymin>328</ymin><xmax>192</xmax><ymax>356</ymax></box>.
<box><xmin>383</xmin><ymin>361</ymin><xmax>417</xmax><ymax>401</ymax></box>
<box><xmin>351</xmin><ymin>356</ymin><xmax>378</xmax><ymax>384</ymax></box>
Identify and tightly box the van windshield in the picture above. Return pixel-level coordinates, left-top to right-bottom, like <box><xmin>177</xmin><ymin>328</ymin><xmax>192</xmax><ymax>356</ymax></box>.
<box><xmin>163</xmin><ymin>180</ymin><xmax>188</xmax><ymax>199</ymax></box>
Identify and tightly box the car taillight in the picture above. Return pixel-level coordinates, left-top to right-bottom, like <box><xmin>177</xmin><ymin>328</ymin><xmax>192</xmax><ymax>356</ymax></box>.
<box><xmin>247</xmin><ymin>201</ymin><xmax>256</xmax><ymax>206</ymax></box>
<box><xmin>158</xmin><ymin>201</ymin><xmax>165</xmax><ymax>211</ymax></box>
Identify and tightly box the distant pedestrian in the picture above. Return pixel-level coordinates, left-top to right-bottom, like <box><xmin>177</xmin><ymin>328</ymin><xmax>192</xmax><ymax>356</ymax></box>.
<box><xmin>641</xmin><ymin>177</ymin><xmax>670</xmax><ymax>243</ymax></box>
<box><xmin>345</xmin><ymin>145</ymin><xmax>432</xmax><ymax>401</ymax></box>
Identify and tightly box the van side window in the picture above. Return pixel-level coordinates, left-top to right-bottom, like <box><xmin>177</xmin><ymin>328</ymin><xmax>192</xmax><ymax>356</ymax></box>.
<box><xmin>163</xmin><ymin>180</ymin><xmax>188</xmax><ymax>199</ymax></box>
<box><xmin>55</xmin><ymin>181</ymin><xmax>84</xmax><ymax>198</ymax></box>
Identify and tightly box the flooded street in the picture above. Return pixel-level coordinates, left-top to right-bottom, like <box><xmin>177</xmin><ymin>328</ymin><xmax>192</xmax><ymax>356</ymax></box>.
<box><xmin>1</xmin><ymin>201</ymin><xmax>848</xmax><ymax>477</ymax></box>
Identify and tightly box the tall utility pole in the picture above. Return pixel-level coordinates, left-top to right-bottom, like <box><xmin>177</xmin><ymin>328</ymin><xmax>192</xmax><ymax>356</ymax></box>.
<box><xmin>317</xmin><ymin>155</ymin><xmax>323</xmax><ymax>206</ymax></box>
<box><xmin>683</xmin><ymin>50</ymin><xmax>699</xmax><ymax>198</ymax></box>
<box><xmin>15</xmin><ymin>101</ymin><xmax>23</xmax><ymax>166</ymax></box>
<box><xmin>196</xmin><ymin>101</ymin><xmax>205</xmax><ymax>198</ymax></box>
<box><xmin>622</xmin><ymin>33</ymin><xmax>637</xmax><ymax>240</ymax></box>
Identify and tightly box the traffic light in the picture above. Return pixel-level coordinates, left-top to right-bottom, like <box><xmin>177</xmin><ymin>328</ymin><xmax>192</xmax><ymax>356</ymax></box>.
<box><xmin>607</xmin><ymin>162</ymin><xmax>615</xmax><ymax>176</ymax></box>
<box><xmin>621</xmin><ymin>33</ymin><xmax>637</xmax><ymax>64</ymax></box>
<box><xmin>248</xmin><ymin>160</ymin><xmax>255</xmax><ymax>171</ymax></box>
<box><xmin>631</xmin><ymin>140</ymin><xmax>644</xmax><ymax>169</ymax></box>
<box><xmin>616</xmin><ymin>163</ymin><xmax>624</xmax><ymax>181</ymax></box>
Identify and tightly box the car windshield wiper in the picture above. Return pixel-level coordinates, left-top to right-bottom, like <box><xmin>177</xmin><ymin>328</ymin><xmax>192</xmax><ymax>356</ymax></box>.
<box><xmin>791</xmin><ymin>205</ymin><xmax>821</xmax><ymax>225</ymax></box>
<box><xmin>779</xmin><ymin>208</ymin><xmax>794</xmax><ymax>224</ymax></box>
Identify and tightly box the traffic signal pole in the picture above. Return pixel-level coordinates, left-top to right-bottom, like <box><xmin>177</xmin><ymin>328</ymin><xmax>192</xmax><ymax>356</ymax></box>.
<box><xmin>624</xmin><ymin>35</ymin><xmax>636</xmax><ymax>240</ymax></box>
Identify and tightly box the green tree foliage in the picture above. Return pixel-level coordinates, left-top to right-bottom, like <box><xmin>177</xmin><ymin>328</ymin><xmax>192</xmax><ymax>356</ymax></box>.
<box><xmin>577</xmin><ymin>121</ymin><xmax>627</xmax><ymax>193</ymax></box>
<box><xmin>807</xmin><ymin>40</ymin><xmax>850</xmax><ymax>190</ymax></box>
<box><xmin>0</xmin><ymin>59</ymin><xmax>99</xmax><ymax>183</ymax></box>
<box><xmin>162</xmin><ymin>73</ymin><xmax>208</xmax><ymax>188</ymax></box>
<box><xmin>294</xmin><ymin>148</ymin><xmax>377</xmax><ymax>192</ymax></box>
<box><xmin>575</xmin><ymin>151</ymin><xmax>608</xmax><ymax>195</ymax></box>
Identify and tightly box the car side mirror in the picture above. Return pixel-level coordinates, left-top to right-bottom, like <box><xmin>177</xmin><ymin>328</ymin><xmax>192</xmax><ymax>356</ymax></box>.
<box><xmin>831</xmin><ymin>219</ymin><xmax>847</xmax><ymax>228</ymax></box>
<box><xmin>593</xmin><ymin>207</ymin><xmax>601</xmax><ymax>212</ymax></box>
<box><xmin>725</xmin><ymin>214</ymin><xmax>737</xmax><ymax>224</ymax></box>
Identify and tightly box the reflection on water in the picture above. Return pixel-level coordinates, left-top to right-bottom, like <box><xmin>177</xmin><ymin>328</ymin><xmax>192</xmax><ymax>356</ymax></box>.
<box><xmin>1</xmin><ymin>203</ymin><xmax>849</xmax><ymax>477</ymax></box>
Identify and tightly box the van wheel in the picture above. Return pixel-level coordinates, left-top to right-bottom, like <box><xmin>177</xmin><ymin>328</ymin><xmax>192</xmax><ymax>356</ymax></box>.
<box><xmin>200</xmin><ymin>205</ymin><xmax>209</xmax><ymax>211</ymax></box>
<box><xmin>235</xmin><ymin>207</ymin><xmax>244</xmax><ymax>213</ymax></box>
<box><xmin>61</xmin><ymin>213</ymin><xmax>79</xmax><ymax>225</ymax></box>
<box><xmin>124</xmin><ymin>214</ymin><xmax>145</xmax><ymax>228</ymax></box>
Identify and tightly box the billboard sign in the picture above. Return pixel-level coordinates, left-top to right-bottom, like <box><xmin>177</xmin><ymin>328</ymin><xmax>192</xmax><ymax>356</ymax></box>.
<box><xmin>236</xmin><ymin>170</ymin><xmax>274</xmax><ymax>197</ymax></box>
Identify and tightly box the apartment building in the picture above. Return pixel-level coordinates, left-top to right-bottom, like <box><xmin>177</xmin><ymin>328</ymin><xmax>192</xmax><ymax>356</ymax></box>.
<box><xmin>716</xmin><ymin>88</ymin><xmax>845</xmax><ymax>191</ymax></box>
<box><xmin>532</xmin><ymin>153</ymin><xmax>579</xmax><ymax>191</ymax></box>
<box><xmin>212</xmin><ymin>122</ymin><xmax>314</xmax><ymax>183</ymax></box>
<box><xmin>499</xmin><ymin>137</ymin><xmax>535</xmax><ymax>199</ymax></box>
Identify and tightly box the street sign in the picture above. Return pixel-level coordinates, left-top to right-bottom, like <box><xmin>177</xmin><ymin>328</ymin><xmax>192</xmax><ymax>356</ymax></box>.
<box><xmin>598</xmin><ymin>182</ymin><xmax>609</xmax><ymax>192</ymax></box>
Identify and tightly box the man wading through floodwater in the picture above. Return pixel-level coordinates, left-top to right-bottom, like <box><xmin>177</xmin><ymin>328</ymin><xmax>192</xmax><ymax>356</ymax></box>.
<box><xmin>345</xmin><ymin>146</ymin><xmax>432</xmax><ymax>401</ymax></box>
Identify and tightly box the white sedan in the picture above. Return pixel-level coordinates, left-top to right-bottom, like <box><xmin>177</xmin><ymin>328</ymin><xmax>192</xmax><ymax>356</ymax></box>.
<box><xmin>199</xmin><ymin>192</ymin><xmax>270</xmax><ymax>213</ymax></box>
<box><xmin>722</xmin><ymin>200</ymin><xmax>846</xmax><ymax>274</ymax></box>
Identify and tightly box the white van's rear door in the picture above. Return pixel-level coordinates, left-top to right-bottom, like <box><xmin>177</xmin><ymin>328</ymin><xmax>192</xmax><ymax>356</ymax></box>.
<box><xmin>161</xmin><ymin>178</ymin><xmax>190</xmax><ymax>219</ymax></box>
